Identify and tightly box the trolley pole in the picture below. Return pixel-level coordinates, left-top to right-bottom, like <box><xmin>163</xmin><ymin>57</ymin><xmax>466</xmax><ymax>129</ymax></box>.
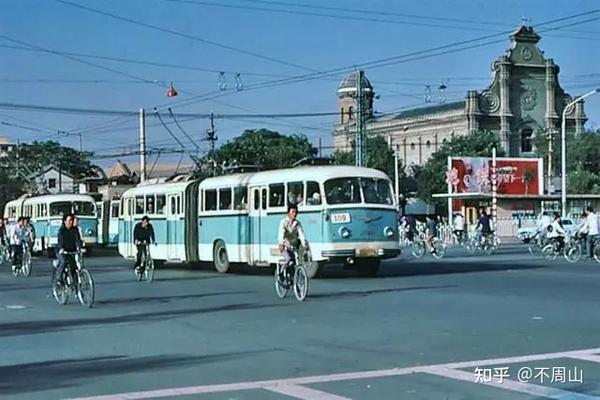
<box><xmin>139</xmin><ymin>108</ymin><xmax>146</xmax><ymax>182</ymax></box>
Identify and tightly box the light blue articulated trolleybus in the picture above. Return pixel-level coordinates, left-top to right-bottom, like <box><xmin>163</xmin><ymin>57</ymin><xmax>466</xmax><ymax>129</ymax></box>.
<box><xmin>3</xmin><ymin>193</ymin><xmax>98</xmax><ymax>256</ymax></box>
<box><xmin>197</xmin><ymin>165</ymin><xmax>400</xmax><ymax>277</ymax></box>
<box><xmin>117</xmin><ymin>166</ymin><xmax>400</xmax><ymax>277</ymax></box>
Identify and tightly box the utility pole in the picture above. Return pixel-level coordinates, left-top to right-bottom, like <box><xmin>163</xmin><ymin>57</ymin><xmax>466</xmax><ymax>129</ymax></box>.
<box><xmin>355</xmin><ymin>70</ymin><xmax>366</xmax><ymax>167</ymax></box>
<box><xmin>139</xmin><ymin>108</ymin><xmax>146</xmax><ymax>182</ymax></box>
<box><xmin>206</xmin><ymin>112</ymin><xmax>217</xmax><ymax>153</ymax></box>
<box><xmin>78</xmin><ymin>132</ymin><xmax>83</xmax><ymax>153</ymax></box>
<box><xmin>492</xmin><ymin>147</ymin><xmax>497</xmax><ymax>239</ymax></box>
<box><xmin>547</xmin><ymin>130</ymin><xmax>553</xmax><ymax>193</ymax></box>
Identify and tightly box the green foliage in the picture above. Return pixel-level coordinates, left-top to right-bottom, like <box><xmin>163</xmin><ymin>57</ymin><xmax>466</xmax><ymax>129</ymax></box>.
<box><xmin>567</xmin><ymin>167</ymin><xmax>600</xmax><ymax>194</ymax></box>
<box><xmin>206</xmin><ymin>129</ymin><xmax>314</xmax><ymax>172</ymax></box>
<box><xmin>417</xmin><ymin>130</ymin><xmax>505</xmax><ymax>212</ymax></box>
<box><xmin>332</xmin><ymin>135</ymin><xmax>398</xmax><ymax>179</ymax></box>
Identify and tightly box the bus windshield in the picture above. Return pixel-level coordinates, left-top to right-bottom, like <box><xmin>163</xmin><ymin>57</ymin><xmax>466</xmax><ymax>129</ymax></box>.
<box><xmin>361</xmin><ymin>178</ymin><xmax>394</xmax><ymax>205</ymax></box>
<box><xmin>325</xmin><ymin>178</ymin><xmax>361</xmax><ymax>205</ymax></box>
<box><xmin>74</xmin><ymin>201</ymin><xmax>95</xmax><ymax>216</ymax></box>
<box><xmin>325</xmin><ymin>177</ymin><xmax>394</xmax><ymax>205</ymax></box>
<box><xmin>49</xmin><ymin>201</ymin><xmax>72</xmax><ymax>217</ymax></box>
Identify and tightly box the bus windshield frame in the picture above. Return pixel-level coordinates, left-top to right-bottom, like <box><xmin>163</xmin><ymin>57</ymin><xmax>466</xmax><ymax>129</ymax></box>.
<box><xmin>324</xmin><ymin>177</ymin><xmax>394</xmax><ymax>206</ymax></box>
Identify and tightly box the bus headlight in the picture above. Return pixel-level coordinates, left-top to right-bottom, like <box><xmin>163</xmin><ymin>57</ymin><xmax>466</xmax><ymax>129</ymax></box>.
<box><xmin>87</xmin><ymin>228</ymin><xmax>94</xmax><ymax>236</ymax></box>
<box><xmin>383</xmin><ymin>226</ymin><xmax>394</xmax><ymax>238</ymax></box>
<box><xmin>338</xmin><ymin>227</ymin><xmax>351</xmax><ymax>238</ymax></box>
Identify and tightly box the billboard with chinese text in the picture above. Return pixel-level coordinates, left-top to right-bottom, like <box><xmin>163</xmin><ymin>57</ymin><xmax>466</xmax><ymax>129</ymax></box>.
<box><xmin>447</xmin><ymin>157</ymin><xmax>543</xmax><ymax>195</ymax></box>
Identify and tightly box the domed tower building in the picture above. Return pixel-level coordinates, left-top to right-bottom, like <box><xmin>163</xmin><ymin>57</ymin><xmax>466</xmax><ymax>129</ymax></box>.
<box><xmin>332</xmin><ymin>25</ymin><xmax>588</xmax><ymax>168</ymax></box>
<box><xmin>334</xmin><ymin>71</ymin><xmax>375</xmax><ymax>150</ymax></box>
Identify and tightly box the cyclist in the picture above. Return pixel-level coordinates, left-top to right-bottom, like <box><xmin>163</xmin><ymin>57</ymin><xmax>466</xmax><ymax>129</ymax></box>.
<box><xmin>278</xmin><ymin>204</ymin><xmax>308</xmax><ymax>274</ymax></box>
<box><xmin>547</xmin><ymin>212</ymin><xmax>566</xmax><ymax>252</ymax></box>
<box><xmin>73</xmin><ymin>216</ymin><xmax>85</xmax><ymax>250</ymax></box>
<box><xmin>24</xmin><ymin>217</ymin><xmax>36</xmax><ymax>248</ymax></box>
<box><xmin>133</xmin><ymin>216</ymin><xmax>156</xmax><ymax>272</ymax></box>
<box><xmin>537</xmin><ymin>211</ymin><xmax>552</xmax><ymax>237</ymax></box>
<box><xmin>475</xmin><ymin>209</ymin><xmax>493</xmax><ymax>244</ymax></box>
<box><xmin>54</xmin><ymin>214</ymin><xmax>79</xmax><ymax>286</ymax></box>
<box><xmin>0</xmin><ymin>218</ymin><xmax>7</xmax><ymax>248</ymax></box>
<box><xmin>452</xmin><ymin>213</ymin><xmax>466</xmax><ymax>244</ymax></box>
<box><xmin>425</xmin><ymin>215</ymin><xmax>437</xmax><ymax>253</ymax></box>
<box><xmin>9</xmin><ymin>217</ymin><xmax>27</xmax><ymax>273</ymax></box>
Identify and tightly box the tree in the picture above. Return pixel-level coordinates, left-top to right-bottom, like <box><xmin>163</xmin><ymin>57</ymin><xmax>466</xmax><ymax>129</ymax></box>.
<box><xmin>417</xmin><ymin>130</ymin><xmax>505</xmax><ymax>212</ymax></box>
<box><xmin>201</xmin><ymin>129</ymin><xmax>315</xmax><ymax>175</ymax></box>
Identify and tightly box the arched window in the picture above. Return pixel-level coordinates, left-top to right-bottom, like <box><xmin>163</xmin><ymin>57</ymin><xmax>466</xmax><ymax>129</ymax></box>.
<box><xmin>442</xmin><ymin>138</ymin><xmax>448</xmax><ymax>145</ymax></box>
<box><xmin>410</xmin><ymin>143</ymin><xmax>416</xmax><ymax>150</ymax></box>
<box><xmin>425</xmin><ymin>140</ymin><xmax>431</xmax><ymax>148</ymax></box>
<box><xmin>521</xmin><ymin>128</ymin><xmax>533</xmax><ymax>153</ymax></box>
<box><xmin>348</xmin><ymin>106</ymin><xmax>354</xmax><ymax>120</ymax></box>
<box><xmin>340</xmin><ymin>108</ymin><xmax>344</xmax><ymax>123</ymax></box>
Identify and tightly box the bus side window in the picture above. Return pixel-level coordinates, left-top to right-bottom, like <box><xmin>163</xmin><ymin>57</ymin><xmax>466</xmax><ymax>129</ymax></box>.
<box><xmin>156</xmin><ymin>195</ymin><xmax>166</xmax><ymax>215</ymax></box>
<box><xmin>219</xmin><ymin>188</ymin><xmax>232</xmax><ymax>210</ymax></box>
<box><xmin>170</xmin><ymin>197</ymin><xmax>176</xmax><ymax>215</ymax></box>
<box><xmin>146</xmin><ymin>195</ymin><xmax>155</xmax><ymax>215</ymax></box>
<box><xmin>177</xmin><ymin>196</ymin><xmax>182</xmax><ymax>215</ymax></box>
<box><xmin>306</xmin><ymin>181</ymin><xmax>322</xmax><ymax>205</ymax></box>
<box><xmin>205</xmin><ymin>190</ymin><xmax>217</xmax><ymax>211</ymax></box>
<box><xmin>287</xmin><ymin>181</ymin><xmax>304</xmax><ymax>206</ymax></box>
<box><xmin>269</xmin><ymin>183</ymin><xmax>284</xmax><ymax>208</ymax></box>
<box><xmin>253</xmin><ymin>189</ymin><xmax>260</xmax><ymax>210</ymax></box>
<box><xmin>234</xmin><ymin>187</ymin><xmax>248</xmax><ymax>210</ymax></box>
<box><xmin>261</xmin><ymin>188</ymin><xmax>267</xmax><ymax>210</ymax></box>
<box><xmin>135</xmin><ymin>196</ymin><xmax>144</xmax><ymax>215</ymax></box>
<box><xmin>111</xmin><ymin>203</ymin><xmax>119</xmax><ymax>218</ymax></box>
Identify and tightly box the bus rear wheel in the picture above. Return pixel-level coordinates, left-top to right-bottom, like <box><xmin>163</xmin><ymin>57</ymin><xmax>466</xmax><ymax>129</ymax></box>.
<box><xmin>213</xmin><ymin>241</ymin><xmax>230</xmax><ymax>273</ymax></box>
<box><xmin>356</xmin><ymin>258</ymin><xmax>380</xmax><ymax>277</ymax></box>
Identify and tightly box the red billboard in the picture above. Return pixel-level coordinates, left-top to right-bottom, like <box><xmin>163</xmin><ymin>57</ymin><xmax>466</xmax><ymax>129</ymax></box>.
<box><xmin>448</xmin><ymin>157</ymin><xmax>543</xmax><ymax>195</ymax></box>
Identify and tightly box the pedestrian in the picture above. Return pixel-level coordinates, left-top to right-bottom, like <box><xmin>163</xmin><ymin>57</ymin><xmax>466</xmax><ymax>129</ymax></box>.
<box><xmin>582</xmin><ymin>207</ymin><xmax>599</xmax><ymax>258</ymax></box>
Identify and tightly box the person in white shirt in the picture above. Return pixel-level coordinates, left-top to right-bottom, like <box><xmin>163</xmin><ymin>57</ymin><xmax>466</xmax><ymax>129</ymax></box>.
<box><xmin>537</xmin><ymin>211</ymin><xmax>552</xmax><ymax>235</ymax></box>
<box><xmin>583</xmin><ymin>207</ymin><xmax>599</xmax><ymax>258</ymax></box>
<box><xmin>8</xmin><ymin>217</ymin><xmax>27</xmax><ymax>272</ymax></box>
<box><xmin>278</xmin><ymin>204</ymin><xmax>308</xmax><ymax>271</ymax></box>
<box><xmin>453</xmin><ymin>213</ymin><xmax>465</xmax><ymax>243</ymax></box>
<box><xmin>547</xmin><ymin>212</ymin><xmax>566</xmax><ymax>251</ymax></box>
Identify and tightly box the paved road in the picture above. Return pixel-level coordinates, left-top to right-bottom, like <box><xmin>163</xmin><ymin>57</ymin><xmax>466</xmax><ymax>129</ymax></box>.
<box><xmin>1</xmin><ymin>245</ymin><xmax>600</xmax><ymax>399</ymax></box>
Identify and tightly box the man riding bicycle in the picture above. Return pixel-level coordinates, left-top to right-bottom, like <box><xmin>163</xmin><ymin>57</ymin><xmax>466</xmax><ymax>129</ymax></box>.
<box><xmin>54</xmin><ymin>214</ymin><xmax>79</xmax><ymax>286</ymax></box>
<box><xmin>476</xmin><ymin>209</ymin><xmax>493</xmax><ymax>244</ymax></box>
<box><xmin>547</xmin><ymin>212</ymin><xmax>566</xmax><ymax>251</ymax></box>
<box><xmin>278</xmin><ymin>204</ymin><xmax>308</xmax><ymax>274</ymax></box>
<box><xmin>9</xmin><ymin>217</ymin><xmax>27</xmax><ymax>273</ymax></box>
<box><xmin>134</xmin><ymin>216</ymin><xmax>156</xmax><ymax>272</ymax></box>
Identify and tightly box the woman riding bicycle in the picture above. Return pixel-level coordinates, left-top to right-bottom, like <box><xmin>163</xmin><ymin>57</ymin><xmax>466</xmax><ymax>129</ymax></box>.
<box><xmin>547</xmin><ymin>212</ymin><xmax>566</xmax><ymax>252</ymax></box>
<box><xmin>278</xmin><ymin>204</ymin><xmax>308</xmax><ymax>273</ymax></box>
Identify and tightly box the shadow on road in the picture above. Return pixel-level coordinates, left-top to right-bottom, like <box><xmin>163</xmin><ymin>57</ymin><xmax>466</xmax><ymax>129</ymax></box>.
<box><xmin>0</xmin><ymin>349</ymin><xmax>276</xmax><ymax>395</ymax></box>
<box><xmin>310</xmin><ymin>285</ymin><xmax>457</xmax><ymax>300</ymax></box>
<box><xmin>0</xmin><ymin>302</ymin><xmax>288</xmax><ymax>338</ymax></box>
<box><xmin>96</xmin><ymin>290</ymin><xmax>254</xmax><ymax>305</ymax></box>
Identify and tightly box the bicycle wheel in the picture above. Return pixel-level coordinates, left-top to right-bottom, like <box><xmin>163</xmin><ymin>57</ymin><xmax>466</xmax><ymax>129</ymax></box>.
<box><xmin>431</xmin><ymin>240</ymin><xmax>446</xmax><ymax>259</ymax></box>
<box><xmin>274</xmin><ymin>263</ymin><xmax>287</xmax><ymax>299</ymax></box>
<box><xmin>77</xmin><ymin>269</ymin><xmax>95</xmax><ymax>308</ymax></box>
<box><xmin>594</xmin><ymin>244</ymin><xmax>600</xmax><ymax>263</ymax></box>
<box><xmin>136</xmin><ymin>252</ymin><xmax>144</xmax><ymax>281</ymax></box>
<box><xmin>145</xmin><ymin>257</ymin><xmax>155</xmax><ymax>282</ymax></box>
<box><xmin>411</xmin><ymin>242</ymin><xmax>425</xmax><ymax>259</ymax></box>
<box><xmin>21</xmin><ymin>252</ymin><xmax>31</xmax><ymax>277</ymax></box>
<box><xmin>293</xmin><ymin>265</ymin><xmax>309</xmax><ymax>302</ymax></box>
<box><xmin>52</xmin><ymin>276</ymin><xmax>69</xmax><ymax>305</ymax></box>
<box><xmin>564</xmin><ymin>242</ymin><xmax>582</xmax><ymax>263</ymax></box>
<box><xmin>542</xmin><ymin>244</ymin><xmax>557</xmax><ymax>261</ymax></box>
<box><xmin>466</xmin><ymin>239</ymin><xmax>477</xmax><ymax>255</ymax></box>
<box><xmin>528</xmin><ymin>241</ymin><xmax>540</xmax><ymax>256</ymax></box>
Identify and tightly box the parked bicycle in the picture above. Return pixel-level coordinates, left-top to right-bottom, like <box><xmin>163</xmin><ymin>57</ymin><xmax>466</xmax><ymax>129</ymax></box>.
<box><xmin>52</xmin><ymin>249</ymin><xmax>95</xmax><ymax>308</ymax></box>
<box><xmin>275</xmin><ymin>246</ymin><xmax>309</xmax><ymax>301</ymax></box>
<box><xmin>135</xmin><ymin>241</ymin><xmax>155</xmax><ymax>282</ymax></box>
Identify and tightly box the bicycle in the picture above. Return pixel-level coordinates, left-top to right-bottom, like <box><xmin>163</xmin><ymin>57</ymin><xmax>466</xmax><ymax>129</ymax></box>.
<box><xmin>563</xmin><ymin>234</ymin><xmax>583</xmax><ymax>263</ymax></box>
<box><xmin>411</xmin><ymin>231</ymin><xmax>446</xmax><ymax>260</ymax></box>
<box><xmin>12</xmin><ymin>241</ymin><xmax>32</xmax><ymax>277</ymax></box>
<box><xmin>52</xmin><ymin>249</ymin><xmax>95</xmax><ymax>308</ymax></box>
<box><xmin>466</xmin><ymin>233</ymin><xmax>497</xmax><ymax>256</ymax></box>
<box><xmin>275</xmin><ymin>246</ymin><xmax>309</xmax><ymax>302</ymax></box>
<box><xmin>135</xmin><ymin>241</ymin><xmax>155</xmax><ymax>283</ymax></box>
<box><xmin>0</xmin><ymin>243</ymin><xmax>10</xmax><ymax>265</ymax></box>
<box><xmin>527</xmin><ymin>230</ymin><xmax>549</xmax><ymax>256</ymax></box>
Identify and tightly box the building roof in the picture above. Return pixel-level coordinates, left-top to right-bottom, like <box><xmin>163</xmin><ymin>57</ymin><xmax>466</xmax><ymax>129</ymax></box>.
<box><xmin>389</xmin><ymin>100</ymin><xmax>465</xmax><ymax>120</ymax></box>
<box><xmin>107</xmin><ymin>160</ymin><xmax>132</xmax><ymax>178</ymax></box>
<box><xmin>338</xmin><ymin>71</ymin><xmax>373</xmax><ymax>93</ymax></box>
<box><xmin>27</xmin><ymin>164</ymin><xmax>74</xmax><ymax>180</ymax></box>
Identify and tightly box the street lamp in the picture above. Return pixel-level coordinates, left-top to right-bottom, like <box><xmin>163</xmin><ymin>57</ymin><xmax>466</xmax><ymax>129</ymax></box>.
<box><xmin>561</xmin><ymin>88</ymin><xmax>600</xmax><ymax>217</ymax></box>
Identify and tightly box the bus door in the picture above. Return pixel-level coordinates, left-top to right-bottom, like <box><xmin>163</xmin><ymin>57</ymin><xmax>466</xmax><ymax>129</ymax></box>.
<box><xmin>166</xmin><ymin>193</ymin><xmax>181</xmax><ymax>260</ymax></box>
<box><xmin>123</xmin><ymin>198</ymin><xmax>135</xmax><ymax>257</ymax></box>
<box><xmin>249</xmin><ymin>186</ymin><xmax>268</xmax><ymax>265</ymax></box>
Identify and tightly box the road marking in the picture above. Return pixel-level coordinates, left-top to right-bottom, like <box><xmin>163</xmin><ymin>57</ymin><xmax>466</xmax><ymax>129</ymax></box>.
<box><xmin>568</xmin><ymin>353</ymin><xmax>600</xmax><ymax>364</ymax></box>
<box><xmin>265</xmin><ymin>384</ymin><xmax>351</xmax><ymax>400</ymax></box>
<box><xmin>423</xmin><ymin>366</ymin><xmax>599</xmax><ymax>400</ymax></box>
<box><xmin>2</xmin><ymin>305</ymin><xmax>28</xmax><ymax>310</ymax></box>
<box><xmin>66</xmin><ymin>347</ymin><xmax>600</xmax><ymax>400</ymax></box>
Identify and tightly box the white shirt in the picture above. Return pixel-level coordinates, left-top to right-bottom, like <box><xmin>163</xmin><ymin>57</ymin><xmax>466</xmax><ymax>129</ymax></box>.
<box><xmin>453</xmin><ymin>215</ymin><xmax>465</xmax><ymax>230</ymax></box>
<box><xmin>547</xmin><ymin>220</ymin><xmax>566</xmax><ymax>238</ymax></box>
<box><xmin>538</xmin><ymin>215</ymin><xmax>552</xmax><ymax>230</ymax></box>
<box><xmin>278</xmin><ymin>218</ymin><xmax>307</xmax><ymax>249</ymax></box>
<box><xmin>586</xmin><ymin>212</ymin><xmax>599</xmax><ymax>236</ymax></box>
<box><xmin>8</xmin><ymin>224</ymin><xmax>25</xmax><ymax>246</ymax></box>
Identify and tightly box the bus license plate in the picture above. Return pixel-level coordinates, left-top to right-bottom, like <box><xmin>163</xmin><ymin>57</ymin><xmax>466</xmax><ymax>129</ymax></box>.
<box><xmin>331</xmin><ymin>213</ymin><xmax>351</xmax><ymax>224</ymax></box>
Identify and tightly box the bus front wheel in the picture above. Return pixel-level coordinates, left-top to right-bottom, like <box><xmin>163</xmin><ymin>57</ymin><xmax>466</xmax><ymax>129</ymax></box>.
<box><xmin>356</xmin><ymin>258</ymin><xmax>380</xmax><ymax>277</ymax></box>
<box><xmin>213</xmin><ymin>241</ymin><xmax>230</xmax><ymax>273</ymax></box>
<box><xmin>304</xmin><ymin>260</ymin><xmax>323</xmax><ymax>279</ymax></box>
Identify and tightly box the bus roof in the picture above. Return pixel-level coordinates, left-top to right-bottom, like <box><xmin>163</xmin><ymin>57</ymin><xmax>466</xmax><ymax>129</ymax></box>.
<box><xmin>121</xmin><ymin>181</ymin><xmax>194</xmax><ymax>197</ymax></box>
<box><xmin>199</xmin><ymin>166</ymin><xmax>390</xmax><ymax>189</ymax></box>
<box><xmin>23</xmin><ymin>194</ymin><xmax>96</xmax><ymax>204</ymax></box>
